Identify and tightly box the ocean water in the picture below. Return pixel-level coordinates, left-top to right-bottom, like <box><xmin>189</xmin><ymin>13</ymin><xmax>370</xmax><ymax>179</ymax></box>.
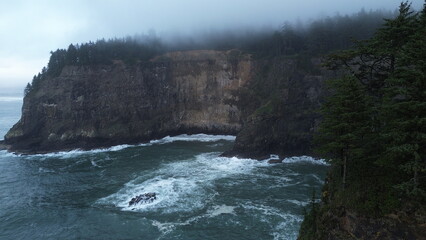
<box><xmin>0</xmin><ymin>95</ymin><xmax>328</xmax><ymax>240</ymax></box>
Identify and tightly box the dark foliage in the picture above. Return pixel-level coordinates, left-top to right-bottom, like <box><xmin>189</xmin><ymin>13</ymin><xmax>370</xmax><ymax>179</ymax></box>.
<box><xmin>316</xmin><ymin>1</ymin><xmax>425</xmax><ymax>216</ymax></box>
<box><xmin>25</xmin><ymin>8</ymin><xmax>393</xmax><ymax>95</ymax></box>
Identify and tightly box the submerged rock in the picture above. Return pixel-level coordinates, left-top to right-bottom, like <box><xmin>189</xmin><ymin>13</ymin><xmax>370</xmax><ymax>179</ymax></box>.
<box><xmin>129</xmin><ymin>192</ymin><xmax>157</xmax><ymax>206</ymax></box>
<box><xmin>267</xmin><ymin>159</ymin><xmax>282</xmax><ymax>164</ymax></box>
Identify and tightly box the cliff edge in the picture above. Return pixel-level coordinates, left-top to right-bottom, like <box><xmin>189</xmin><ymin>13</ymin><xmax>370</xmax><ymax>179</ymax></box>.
<box><xmin>4</xmin><ymin>50</ymin><xmax>250</xmax><ymax>153</ymax></box>
<box><xmin>4</xmin><ymin>50</ymin><xmax>327</xmax><ymax>156</ymax></box>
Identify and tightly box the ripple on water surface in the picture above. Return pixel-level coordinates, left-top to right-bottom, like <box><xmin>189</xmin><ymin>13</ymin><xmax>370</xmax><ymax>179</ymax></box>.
<box><xmin>0</xmin><ymin>135</ymin><xmax>328</xmax><ymax>240</ymax></box>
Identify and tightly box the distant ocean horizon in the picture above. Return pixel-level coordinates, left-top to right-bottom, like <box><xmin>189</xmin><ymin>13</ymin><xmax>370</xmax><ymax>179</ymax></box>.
<box><xmin>0</xmin><ymin>88</ymin><xmax>22</xmax><ymax>140</ymax></box>
<box><xmin>0</xmin><ymin>86</ymin><xmax>24</xmax><ymax>96</ymax></box>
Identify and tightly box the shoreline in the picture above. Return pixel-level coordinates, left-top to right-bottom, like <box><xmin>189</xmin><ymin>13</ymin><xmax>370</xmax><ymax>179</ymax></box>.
<box><xmin>2</xmin><ymin>133</ymin><xmax>237</xmax><ymax>156</ymax></box>
<box><xmin>1</xmin><ymin>134</ymin><xmax>325</xmax><ymax>166</ymax></box>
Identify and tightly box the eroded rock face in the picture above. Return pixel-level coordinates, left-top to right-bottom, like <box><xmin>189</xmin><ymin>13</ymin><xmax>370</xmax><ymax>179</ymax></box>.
<box><xmin>5</xmin><ymin>50</ymin><xmax>251</xmax><ymax>153</ymax></box>
<box><xmin>301</xmin><ymin>206</ymin><xmax>425</xmax><ymax>240</ymax></box>
<box><xmin>4</xmin><ymin>50</ymin><xmax>328</xmax><ymax>157</ymax></box>
<box><xmin>224</xmin><ymin>57</ymin><xmax>329</xmax><ymax>159</ymax></box>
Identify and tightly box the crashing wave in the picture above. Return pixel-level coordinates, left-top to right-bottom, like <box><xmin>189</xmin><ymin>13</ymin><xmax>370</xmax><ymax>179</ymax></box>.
<box><xmin>282</xmin><ymin>156</ymin><xmax>329</xmax><ymax>166</ymax></box>
<box><xmin>17</xmin><ymin>134</ymin><xmax>236</xmax><ymax>159</ymax></box>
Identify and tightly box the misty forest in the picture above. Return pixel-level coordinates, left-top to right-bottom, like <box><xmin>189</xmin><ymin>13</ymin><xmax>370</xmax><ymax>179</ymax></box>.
<box><xmin>1</xmin><ymin>1</ymin><xmax>425</xmax><ymax>240</ymax></box>
<box><xmin>27</xmin><ymin>8</ymin><xmax>390</xmax><ymax>93</ymax></box>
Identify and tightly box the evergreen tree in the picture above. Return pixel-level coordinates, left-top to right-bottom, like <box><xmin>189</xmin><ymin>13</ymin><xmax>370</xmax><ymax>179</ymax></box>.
<box><xmin>316</xmin><ymin>76</ymin><xmax>372</xmax><ymax>189</ymax></box>
<box><xmin>65</xmin><ymin>44</ymin><xmax>78</xmax><ymax>65</ymax></box>
<box><xmin>379</xmin><ymin>2</ymin><xmax>426</xmax><ymax>197</ymax></box>
<box><xmin>325</xmin><ymin>2</ymin><xmax>415</xmax><ymax>95</ymax></box>
<box><xmin>24</xmin><ymin>83</ymin><xmax>32</xmax><ymax>96</ymax></box>
<box><xmin>47</xmin><ymin>49</ymin><xmax>67</xmax><ymax>76</ymax></box>
<box><xmin>318</xmin><ymin>1</ymin><xmax>426</xmax><ymax>207</ymax></box>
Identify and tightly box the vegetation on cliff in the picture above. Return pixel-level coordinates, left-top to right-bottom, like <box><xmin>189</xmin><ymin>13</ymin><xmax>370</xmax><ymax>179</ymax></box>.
<box><xmin>24</xmin><ymin>8</ymin><xmax>393</xmax><ymax>97</ymax></box>
<box><xmin>299</xmin><ymin>2</ymin><xmax>425</xmax><ymax>239</ymax></box>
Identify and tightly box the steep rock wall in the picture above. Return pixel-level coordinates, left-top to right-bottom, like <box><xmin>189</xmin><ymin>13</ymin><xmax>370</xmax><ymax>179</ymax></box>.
<box><xmin>4</xmin><ymin>50</ymin><xmax>329</xmax><ymax>156</ymax></box>
<box><xmin>225</xmin><ymin>57</ymin><xmax>331</xmax><ymax>158</ymax></box>
<box><xmin>5</xmin><ymin>50</ymin><xmax>250</xmax><ymax>153</ymax></box>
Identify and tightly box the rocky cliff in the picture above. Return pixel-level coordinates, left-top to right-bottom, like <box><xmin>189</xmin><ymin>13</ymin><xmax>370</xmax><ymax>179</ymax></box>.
<box><xmin>225</xmin><ymin>56</ymin><xmax>330</xmax><ymax>158</ymax></box>
<box><xmin>4</xmin><ymin>50</ymin><xmax>327</xmax><ymax>156</ymax></box>
<box><xmin>4</xmin><ymin>50</ymin><xmax>250</xmax><ymax>153</ymax></box>
<box><xmin>298</xmin><ymin>174</ymin><xmax>426</xmax><ymax>240</ymax></box>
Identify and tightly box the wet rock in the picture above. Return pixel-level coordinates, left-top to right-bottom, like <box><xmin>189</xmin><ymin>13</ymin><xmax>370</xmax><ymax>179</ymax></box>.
<box><xmin>267</xmin><ymin>159</ymin><xmax>282</xmax><ymax>164</ymax></box>
<box><xmin>0</xmin><ymin>140</ymin><xmax>10</xmax><ymax>151</ymax></box>
<box><xmin>129</xmin><ymin>192</ymin><xmax>157</xmax><ymax>206</ymax></box>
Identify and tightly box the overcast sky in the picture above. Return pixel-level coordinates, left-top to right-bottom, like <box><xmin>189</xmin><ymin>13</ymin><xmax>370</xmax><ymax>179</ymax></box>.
<box><xmin>0</xmin><ymin>0</ymin><xmax>422</xmax><ymax>90</ymax></box>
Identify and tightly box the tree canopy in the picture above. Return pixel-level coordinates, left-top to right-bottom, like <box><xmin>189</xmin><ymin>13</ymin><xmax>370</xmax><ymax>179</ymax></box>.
<box><xmin>317</xmin><ymin>1</ymin><xmax>425</xmax><ymax>215</ymax></box>
<box><xmin>24</xmin><ymin>7</ymin><xmax>394</xmax><ymax>96</ymax></box>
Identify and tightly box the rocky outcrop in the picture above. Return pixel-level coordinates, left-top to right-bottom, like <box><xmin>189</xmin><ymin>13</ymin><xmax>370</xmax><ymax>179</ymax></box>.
<box><xmin>4</xmin><ymin>50</ymin><xmax>251</xmax><ymax>153</ymax></box>
<box><xmin>4</xmin><ymin>50</ymin><xmax>328</xmax><ymax>156</ymax></box>
<box><xmin>129</xmin><ymin>193</ymin><xmax>157</xmax><ymax>206</ymax></box>
<box><xmin>315</xmin><ymin>208</ymin><xmax>425</xmax><ymax>240</ymax></box>
<box><xmin>224</xmin><ymin>57</ymin><xmax>331</xmax><ymax>159</ymax></box>
<box><xmin>298</xmin><ymin>198</ymin><xmax>426</xmax><ymax>240</ymax></box>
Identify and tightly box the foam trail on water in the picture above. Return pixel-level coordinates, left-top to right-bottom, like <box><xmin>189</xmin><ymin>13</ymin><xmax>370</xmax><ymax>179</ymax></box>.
<box><xmin>282</xmin><ymin>156</ymin><xmax>329</xmax><ymax>166</ymax></box>
<box><xmin>97</xmin><ymin>153</ymin><xmax>268</xmax><ymax>213</ymax></box>
<box><xmin>0</xmin><ymin>150</ymin><xmax>21</xmax><ymax>158</ymax></box>
<box><xmin>94</xmin><ymin>151</ymin><xmax>325</xmax><ymax>240</ymax></box>
<box><xmin>147</xmin><ymin>134</ymin><xmax>236</xmax><ymax>145</ymax></box>
<box><xmin>207</xmin><ymin>205</ymin><xmax>236</xmax><ymax>217</ymax></box>
<box><xmin>241</xmin><ymin>202</ymin><xmax>303</xmax><ymax>240</ymax></box>
<box><xmin>151</xmin><ymin>204</ymin><xmax>237</xmax><ymax>235</ymax></box>
<box><xmin>286</xmin><ymin>199</ymin><xmax>309</xmax><ymax>207</ymax></box>
<box><xmin>24</xmin><ymin>145</ymin><xmax>133</xmax><ymax>160</ymax></box>
<box><xmin>18</xmin><ymin>134</ymin><xmax>236</xmax><ymax>159</ymax></box>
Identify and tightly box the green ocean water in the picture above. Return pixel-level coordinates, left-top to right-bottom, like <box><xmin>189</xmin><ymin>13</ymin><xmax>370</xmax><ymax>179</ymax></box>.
<box><xmin>0</xmin><ymin>95</ymin><xmax>328</xmax><ymax>240</ymax></box>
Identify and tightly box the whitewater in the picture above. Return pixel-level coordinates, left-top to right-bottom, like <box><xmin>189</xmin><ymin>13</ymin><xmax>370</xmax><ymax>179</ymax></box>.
<box><xmin>0</xmin><ymin>96</ymin><xmax>328</xmax><ymax>240</ymax></box>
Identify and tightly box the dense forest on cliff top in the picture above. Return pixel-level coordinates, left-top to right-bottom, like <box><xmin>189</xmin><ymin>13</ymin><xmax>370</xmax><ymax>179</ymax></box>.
<box><xmin>299</xmin><ymin>2</ymin><xmax>425</xmax><ymax>239</ymax></box>
<box><xmin>25</xmin><ymin>8</ymin><xmax>394</xmax><ymax>95</ymax></box>
<box><xmin>16</xmin><ymin>1</ymin><xmax>426</xmax><ymax>239</ymax></box>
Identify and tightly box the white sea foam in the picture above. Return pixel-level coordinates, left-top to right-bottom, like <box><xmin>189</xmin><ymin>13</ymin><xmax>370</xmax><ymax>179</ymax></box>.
<box><xmin>97</xmin><ymin>153</ymin><xmax>268</xmax><ymax>213</ymax></box>
<box><xmin>242</xmin><ymin>202</ymin><xmax>303</xmax><ymax>240</ymax></box>
<box><xmin>282</xmin><ymin>156</ymin><xmax>329</xmax><ymax>166</ymax></box>
<box><xmin>90</xmin><ymin>160</ymin><xmax>100</xmax><ymax>167</ymax></box>
<box><xmin>99</xmin><ymin>153</ymin><xmax>328</xmax><ymax>214</ymax></box>
<box><xmin>147</xmin><ymin>134</ymin><xmax>236</xmax><ymax>145</ymax></box>
<box><xmin>151</xmin><ymin>204</ymin><xmax>237</xmax><ymax>235</ymax></box>
<box><xmin>21</xmin><ymin>134</ymin><xmax>236</xmax><ymax>159</ymax></box>
<box><xmin>242</xmin><ymin>202</ymin><xmax>294</xmax><ymax>219</ymax></box>
<box><xmin>26</xmin><ymin>144</ymin><xmax>135</xmax><ymax>159</ymax></box>
<box><xmin>151</xmin><ymin>214</ymin><xmax>206</xmax><ymax>235</ymax></box>
<box><xmin>151</xmin><ymin>220</ymin><xmax>178</xmax><ymax>235</ymax></box>
<box><xmin>310</xmin><ymin>173</ymin><xmax>325</xmax><ymax>184</ymax></box>
<box><xmin>38</xmin><ymin>167</ymin><xmax>55</xmax><ymax>173</ymax></box>
<box><xmin>94</xmin><ymin>151</ymin><xmax>323</xmax><ymax>239</ymax></box>
<box><xmin>207</xmin><ymin>205</ymin><xmax>236</xmax><ymax>217</ymax></box>
<box><xmin>0</xmin><ymin>150</ymin><xmax>20</xmax><ymax>158</ymax></box>
<box><xmin>273</xmin><ymin>220</ymin><xmax>301</xmax><ymax>240</ymax></box>
<box><xmin>286</xmin><ymin>199</ymin><xmax>309</xmax><ymax>206</ymax></box>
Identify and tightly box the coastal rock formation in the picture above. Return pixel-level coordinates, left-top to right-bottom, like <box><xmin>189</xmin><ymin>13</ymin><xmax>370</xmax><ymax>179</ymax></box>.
<box><xmin>224</xmin><ymin>57</ymin><xmax>329</xmax><ymax>158</ymax></box>
<box><xmin>4</xmin><ymin>50</ymin><xmax>327</xmax><ymax>156</ymax></box>
<box><xmin>129</xmin><ymin>193</ymin><xmax>157</xmax><ymax>206</ymax></box>
<box><xmin>4</xmin><ymin>50</ymin><xmax>250</xmax><ymax>153</ymax></box>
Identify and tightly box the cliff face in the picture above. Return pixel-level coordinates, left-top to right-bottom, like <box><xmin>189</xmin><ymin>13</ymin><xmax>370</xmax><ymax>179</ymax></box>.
<box><xmin>5</xmin><ymin>50</ymin><xmax>251</xmax><ymax>153</ymax></box>
<box><xmin>4</xmin><ymin>50</ymin><xmax>327</xmax><ymax>155</ymax></box>
<box><xmin>298</xmin><ymin>176</ymin><xmax>426</xmax><ymax>240</ymax></box>
<box><xmin>225</xmin><ymin>57</ymin><xmax>329</xmax><ymax>158</ymax></box>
